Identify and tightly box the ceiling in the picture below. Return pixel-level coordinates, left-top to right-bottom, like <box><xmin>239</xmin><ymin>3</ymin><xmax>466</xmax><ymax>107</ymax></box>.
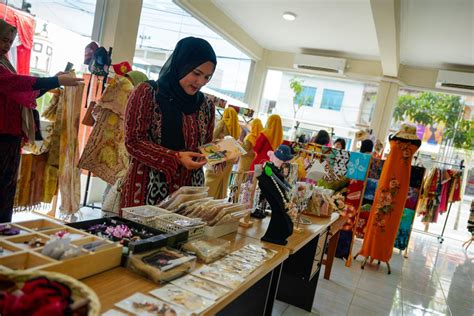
<box><xmin>212</xmin><ymin>0</ymin><xmax>474</xmax><ymax>70</ymax></box>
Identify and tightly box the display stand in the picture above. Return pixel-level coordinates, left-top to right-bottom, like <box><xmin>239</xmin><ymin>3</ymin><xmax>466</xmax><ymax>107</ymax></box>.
<box><xmin>228</xmin><ymin>171</ymin><xmax>256</xmax><ymax>228</ymax></box>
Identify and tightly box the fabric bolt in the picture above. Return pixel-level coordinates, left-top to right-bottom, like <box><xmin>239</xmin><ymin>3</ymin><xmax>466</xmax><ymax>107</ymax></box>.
<box><xmin>359</xmin><ymin>138</ymin><xmax>420</xmax><ymax>262</ymax></box>
<box><xmin>394</xmin><ymin>208</ymin><xmax>416</xmax><ymax>250</ymax></box>
<box><xmin>333</xmin><ymin>148</ymin><xmax>350</xmax><ymax>177</ymax></box>
<box><xmin>0</xmin><ymin>135</ymin><xmax>22</xmax><ymax>222</ymax></box>
<box><xmin>57</xmin><ymin>82</ymin><xmax>84</xmax><ymax>214</ymax></box>
<box><xmin>346</xmin><ymin>151</ymin><xmax>372</xmax><ymax>181</ymax></box>
<box><xmin>120</xmin><ymin>83</ymin><xmax>214</xmax><ymax>208</ymax></box>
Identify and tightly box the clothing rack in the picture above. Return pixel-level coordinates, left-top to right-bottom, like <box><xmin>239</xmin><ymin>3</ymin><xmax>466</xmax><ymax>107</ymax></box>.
<box><xmin>416</xmin><ymin>158</ymin><xmax>465</xmax><ymax>244</ymax></box>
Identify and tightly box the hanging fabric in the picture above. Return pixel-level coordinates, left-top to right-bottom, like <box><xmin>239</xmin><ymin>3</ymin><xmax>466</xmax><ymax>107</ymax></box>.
<box><xmin>78</xmin><ymin>77</ymin><xmax>134</xmax><ymax>184</ymax></box>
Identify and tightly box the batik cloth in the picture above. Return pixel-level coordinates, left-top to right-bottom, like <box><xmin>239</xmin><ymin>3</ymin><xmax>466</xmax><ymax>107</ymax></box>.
<box><xmin>368</xmin><ymin>158</ymin><xmax>384</xmax><ymax>180</ymax></box>
<box><xmin>57</xmin><ymin>82</ymin><xmax>84</xmax><ymax>214</ymax></box>
<box><xmin>394</xmin><ymin>208</ymin><xmax>416</xmax><ymax>250</ymax></box>
<box><xmin>346</xmin><ymin>152</ymin><xmax>371</xmax><ymax>181</ymax></box>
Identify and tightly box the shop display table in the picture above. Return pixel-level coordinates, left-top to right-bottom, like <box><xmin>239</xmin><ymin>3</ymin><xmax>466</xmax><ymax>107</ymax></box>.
<box><xmin>83</xmin><ymin>234</ymin><xmax>289</xmax><ymax>315</ymax></box>
<box><xmin>238</xmin><ymin>213</ymin><xmax>340</xmax><ymax>312</ymax></box>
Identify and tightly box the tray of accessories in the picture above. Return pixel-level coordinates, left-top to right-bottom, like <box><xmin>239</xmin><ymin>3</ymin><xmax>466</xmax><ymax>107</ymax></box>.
<box><xmin>67</xmin><ymin>217</ymin><xmax>188</xmax><ymax>254</ymax></box>
<box><xmin>0</xmin><ymin>219</ymin><xmax>122</xmax><ymax>280</ymax></box>
<box><xmin>112</xmin><ymin>243</ymin><xmax>278</xmax><ymax>315</ymax></box>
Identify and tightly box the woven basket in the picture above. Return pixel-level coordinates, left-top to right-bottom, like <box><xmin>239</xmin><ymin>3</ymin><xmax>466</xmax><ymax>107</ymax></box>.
<box><xmin>0</xmin><ymin>268</ymin><xmax>101</xmax><ymax>316</ymax></box>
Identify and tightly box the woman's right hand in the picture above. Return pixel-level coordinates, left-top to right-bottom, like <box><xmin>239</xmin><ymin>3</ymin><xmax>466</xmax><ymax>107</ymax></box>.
<box><xmin>57</xmin><ymin>74</ymin><xmax>84</xmax><ymax>86</ymax></box>
<box><xmin>178</xmin><ymin>151</ymin><xmax>207</xmax><ymax>170</ymax></box>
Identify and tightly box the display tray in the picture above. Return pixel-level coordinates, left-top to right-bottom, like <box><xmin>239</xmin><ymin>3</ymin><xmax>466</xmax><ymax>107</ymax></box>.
<box><xmin>67</xmin><ymin>217</ymin><xmax>188</xmax><ymax>253</ymax></box>
<box><xmin>0</xmin><ymin>219</ymin><xmax>123</xmax><ymax>279</ymax></box>
<box><xmin>204</xmin><ymin>221</ymin><xmax>239</xmax><ymax>238</ymax></box>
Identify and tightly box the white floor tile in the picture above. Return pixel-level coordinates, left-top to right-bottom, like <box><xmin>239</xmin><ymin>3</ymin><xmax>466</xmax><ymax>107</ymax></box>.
<box><xmin>403</xmin><ymin>303</ymin><xmax>449</xmax><ymax>316</ymax></box>
<box><xmin>282</xmin><ymin>305</ymin><xmax>318</xmax><ymax>316</ymax></box>
<box><xmin>272</xmin><ymin>300</ymin><xmax>289</xmax><ymax>316</ymax></box>
<box><xmin>351</xmin><ymin>288</ymin><xmax>403</xmax><ymax>315</ymax></box>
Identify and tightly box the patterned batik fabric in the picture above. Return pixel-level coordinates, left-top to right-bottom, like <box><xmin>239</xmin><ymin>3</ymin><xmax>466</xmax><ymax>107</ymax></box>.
<box><xmin>405</xmin><ymin>187</ymin><xmax>420</xmax><ymax>210</ymax></box>
<box><xmin>57</xmin><ymin>83</ymin><xmax>84</xmax><ymax>215</ymax></box>
<box><xmin>78</xmin><ymin>109</ymin><xmax>128</xmax><ymax>184</ymax></box>
<box><xmin>346</xmin><ymin>152</ymin><xmax>372</xmax><ymax>181</ymax></box>
<box><xmin>394</xmin><ymin>208</ymin><xmax>416</xmax><ymax>250</ymax></box>
<box><xmin>368</xmin><ymin>158</ymin><xmax>385</xmax><ymax>180</ymax></box>
<box><xmin>120</xmin><ymin>83</ymin><xmax>214</xmax><ymax>208</ymax></box>
<box><xmin>333</xmin><ymin>148</ymin><xmax>350</xmax><ymax>177</ymax></box>
<box><xmin>364</xmin><ymin>178</ymin><xmax>378</xmax><ymax>201</ymax></box>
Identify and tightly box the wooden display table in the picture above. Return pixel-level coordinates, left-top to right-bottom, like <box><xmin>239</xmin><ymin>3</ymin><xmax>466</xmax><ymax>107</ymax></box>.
<box><xmin>238</xmin><ymin>213</ymin><xmax>340</xmax><ymax>312</ymax></box>
<box><xmin>83</xmin><ymin>234</ymin><xmax>289</xmax><ymax>315</ymax></box>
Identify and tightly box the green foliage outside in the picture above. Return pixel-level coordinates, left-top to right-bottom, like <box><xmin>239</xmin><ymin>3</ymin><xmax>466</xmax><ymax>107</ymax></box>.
<box><xmin>290</xmin><ymin>77</ymin><xmax>313</xmax><ymax>118</ymax></box>
<box><xmin>393</xmin><ymin>91</ymin><xmax>473</xmax><ymax>150</ymax></box>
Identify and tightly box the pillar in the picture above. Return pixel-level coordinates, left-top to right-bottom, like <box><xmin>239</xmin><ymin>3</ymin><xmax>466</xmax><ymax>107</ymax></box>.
<box><xmin>370</xmin><ymin>78</ymin><xmax>400</xmax><ymax>142</ymax></box>
<box><xmin>96</xmin><ymin>0</ymin><xmax>143</xmax><ymax>64</ymax></box>
<box><xmin>245</xmin><ymin>49</ymin><xmax>269</xmax><ymax>111</ymax></box>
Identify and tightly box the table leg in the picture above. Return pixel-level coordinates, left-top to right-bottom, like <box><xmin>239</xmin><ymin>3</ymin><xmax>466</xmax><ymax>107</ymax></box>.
<box><xmin>324</xmin><ymin>230</ymin><xmax>340</xmax><ymax>280</ymax></box>
<box><xmin>264</xmin><ymin>263</ymin><xmax>283</xmax><ymax>316</ymax></box>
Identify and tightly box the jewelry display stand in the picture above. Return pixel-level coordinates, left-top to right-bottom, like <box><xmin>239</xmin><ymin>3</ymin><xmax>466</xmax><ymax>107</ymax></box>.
<box><xmin>257</xmin><ymin>163</ymin><xmax>293</xmax><ymax>245</ymax></box>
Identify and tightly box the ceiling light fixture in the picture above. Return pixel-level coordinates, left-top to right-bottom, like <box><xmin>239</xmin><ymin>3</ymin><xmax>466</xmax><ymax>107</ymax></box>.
<box><xmin>282</xmin><ymin>12</ymin><xmax>297</xmax><ymax>21</ymax></box>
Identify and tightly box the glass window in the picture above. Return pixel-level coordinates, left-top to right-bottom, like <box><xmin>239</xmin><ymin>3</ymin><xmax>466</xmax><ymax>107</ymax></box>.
<box><xmin>136</xmin><ymin>0</ymin><xmax>252</xmax><ymax>102</ymax></box>
<box><xmin>321</xmin><ymin>89</ymin><xmax>344</xmax><ymax>111</ymax></box>
<box><xmin>295</xmin><ymin>86</ymin><xmax>316</xmax><ymax>107</ymax></box>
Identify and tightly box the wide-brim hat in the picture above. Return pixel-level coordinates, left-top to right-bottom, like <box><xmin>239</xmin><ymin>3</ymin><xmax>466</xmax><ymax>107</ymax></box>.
<box><xmin>355</xmin><ymin>129</ymin><xmax>369</xmax><ymax>141</ymax></box>
<box><xmin>394</xmin><ymin>123</ymin><xmax>420</xmax><ymax>140</ymax></box>
<box><xmin>274</xmin><ymin>144</ymin><xmax>294</xmax><ymax>162</ymax></box>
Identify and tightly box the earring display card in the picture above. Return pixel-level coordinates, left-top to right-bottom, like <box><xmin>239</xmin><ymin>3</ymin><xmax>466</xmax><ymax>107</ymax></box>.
<box><xmin>115</xmin><ymin>292</ymin><xmax>186</xmax><ymax>316</ymax></box>
<box><xmin>191</xmin><ymin>265</ymin><xmax>245</xmax><ymax>289</ymax></box>
<box><xmin>149</xmin><ymin>284</ymin><xmax>214</xmax><ymax>314</ymax></box>
<box><xmin>171</xmin><ymin>274</ymin><xmax>230</xmax><ymax>301</ymax></box>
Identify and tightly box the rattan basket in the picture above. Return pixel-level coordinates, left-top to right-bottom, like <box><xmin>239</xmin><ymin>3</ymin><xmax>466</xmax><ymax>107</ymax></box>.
<box><xmin>0</xmin><ymin>268</ymin><xmax>101</xmax><ymax>316</ymax></box>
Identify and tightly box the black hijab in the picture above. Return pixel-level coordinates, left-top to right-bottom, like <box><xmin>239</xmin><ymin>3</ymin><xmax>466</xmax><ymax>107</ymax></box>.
<box><xmin>156</xmin><ymin>37</ymin><xmax>217</xmax><ymax>151</ymax></box>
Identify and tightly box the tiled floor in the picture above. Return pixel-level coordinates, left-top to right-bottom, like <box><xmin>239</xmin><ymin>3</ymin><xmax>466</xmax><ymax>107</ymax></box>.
<box><xmin>272</xmin><ymin>232</ymin><xmax>474</xmax><ymax>316</ymax></box>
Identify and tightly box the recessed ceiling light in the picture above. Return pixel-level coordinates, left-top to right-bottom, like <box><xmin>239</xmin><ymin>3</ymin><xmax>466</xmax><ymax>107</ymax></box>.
<box><xmin>282</xmin><ymin>12</ymin><xmax>297</xmax><ymax>21</ymax></box>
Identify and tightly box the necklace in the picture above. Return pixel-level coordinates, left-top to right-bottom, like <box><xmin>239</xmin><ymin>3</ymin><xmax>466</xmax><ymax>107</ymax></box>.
<box><xmin>269</xmin><ymin>173</ymin><xmax>291</xmax><ymax>211</ymax></box>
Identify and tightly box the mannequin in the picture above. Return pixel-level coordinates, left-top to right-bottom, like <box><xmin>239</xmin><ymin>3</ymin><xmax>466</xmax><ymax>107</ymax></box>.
<box><xmin>257</xmin><ymin>162</ymin><xmax>293</xmax><ymax>245</ymax></box>
<box><xmin>356</xmin><ymin>123</ymin><xmax>421</xmax><ymax>273</ymax></box>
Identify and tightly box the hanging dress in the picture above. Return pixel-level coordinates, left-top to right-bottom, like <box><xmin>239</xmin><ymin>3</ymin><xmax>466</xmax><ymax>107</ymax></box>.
<box><xmin>359</xmin><ymin>137</ymin><xmax>420</xmax><ymax>262</ymax></box>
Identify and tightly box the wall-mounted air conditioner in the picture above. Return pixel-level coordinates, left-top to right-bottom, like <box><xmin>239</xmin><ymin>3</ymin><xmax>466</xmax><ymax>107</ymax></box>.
<box><xmin>293</xmin><ymin>54</ymin><xmax>346</xmax><ymax>74</ymax></box>
<box><xmin>436</xmin><ymin>70</ymin><xmax>474</xmax><ymax>92</ymax></box>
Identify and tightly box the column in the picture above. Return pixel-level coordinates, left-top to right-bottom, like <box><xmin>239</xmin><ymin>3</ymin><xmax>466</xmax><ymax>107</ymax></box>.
<box><xmin>370</xmin><ymin>78</ymin><xmax>400</xmax><ymax>141</ymax></box>
<box><xmin>96</xmin><ymin>0</ymin><xmax>143</xmax><ymax>63</ymax></box>
<box><xmin>245</xmin><ymin>49</ymin><xmax>269</xmax><ymax>111</ymax></box>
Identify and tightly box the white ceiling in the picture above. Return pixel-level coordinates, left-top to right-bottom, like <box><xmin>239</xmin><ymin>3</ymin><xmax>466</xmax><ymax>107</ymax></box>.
<box><xmin>212</xmin><ymin>0</ymin><xmax>474</xmax><ymax>69</ymax></box>
<box><xmin>400</xmin><ymin>0</ymin><xmax>474</xmax><ymax>68</ymax></box>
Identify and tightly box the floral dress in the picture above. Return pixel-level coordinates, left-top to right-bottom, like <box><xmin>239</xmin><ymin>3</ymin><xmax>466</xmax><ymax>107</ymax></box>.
<box><xmin>359</xmin><ymin>138</ymin><xmax>420</xmax><ymax>262</ymax></box>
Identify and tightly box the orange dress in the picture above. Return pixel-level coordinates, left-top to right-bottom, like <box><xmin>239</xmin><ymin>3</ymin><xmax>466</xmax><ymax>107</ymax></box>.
<box><xmin>359</xmin><ymin>138</ymin><xmax>420</xmax><ymax>262</ymax></box>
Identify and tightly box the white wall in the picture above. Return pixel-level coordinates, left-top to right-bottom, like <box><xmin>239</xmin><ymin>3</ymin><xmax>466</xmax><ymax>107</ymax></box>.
<box><xmin>272</xmin><ymin>73</ymin><xmax>365</xmax><ymax>130</ymax></box>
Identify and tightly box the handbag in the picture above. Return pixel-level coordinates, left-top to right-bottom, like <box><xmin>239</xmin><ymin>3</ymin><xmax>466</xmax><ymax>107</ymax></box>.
<box><xmin>81</xmin><ymin>101</ymin><xmax>96</xmax><ymax>126</ymax></box>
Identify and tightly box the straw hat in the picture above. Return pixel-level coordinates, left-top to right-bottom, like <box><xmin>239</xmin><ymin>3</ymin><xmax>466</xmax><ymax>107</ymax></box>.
<box><xmin>394</xmin><ymin>123</ymin><xmax>420</xmax><ymax>140</ymax></box>
<box><xmin>355</xmin><ymin>129</ymin><xmax>369</xmax><ymax>141</ymax></box>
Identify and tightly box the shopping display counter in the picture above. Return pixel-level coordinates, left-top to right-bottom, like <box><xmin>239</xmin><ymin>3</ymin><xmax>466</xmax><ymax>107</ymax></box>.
<box><xmin>81</xmin><ymin>213</ymin><xmax>340</xmax><ymax>315</ymax></box>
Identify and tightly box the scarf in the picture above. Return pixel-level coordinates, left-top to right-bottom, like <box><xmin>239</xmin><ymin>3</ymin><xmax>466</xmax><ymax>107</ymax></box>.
<box><xmin>125</xmin><ymin>70</ymin><xmax>148</xmax><ymax>87</ymax></box>
<box><xmin>222</xmin><ymin>107</ymin><xmax>241</xmax><ymax>139</ymax></box>
<box><xmin>262</xmin><ymin>114</ymin><xmax>283</xmax><ymax>150</ymax></box>
<box><xmin>244</xmin><ymin>118</ymin><xmax>263</xmax><ymax>146</ymax></box>
<box><xmin>156</xmin><ymin>37</ymin><xmax>216</xmax><ymax>151</ymax></box>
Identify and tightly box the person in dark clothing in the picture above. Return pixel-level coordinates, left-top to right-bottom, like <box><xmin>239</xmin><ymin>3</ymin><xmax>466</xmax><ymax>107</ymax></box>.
<box><xmin>360</xmin><ymin>139</ymin><xmax>374</xmax><ymax>153</ymax></box>
<box><xmin>0</xmin><ymin>19</ymin><xmax>83</xmax><ymax>222</ymax></box>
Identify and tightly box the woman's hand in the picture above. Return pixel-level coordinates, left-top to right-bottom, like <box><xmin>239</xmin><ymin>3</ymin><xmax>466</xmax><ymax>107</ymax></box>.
<box><xmin>57</xmin><ymin>74</ymin><xmax>84</xmax><ymax>86</ymax></box>
<box><xmin>178</xmin><ymin>151</ymin><xmax>206</xmax><ymax>170</ymax></box>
